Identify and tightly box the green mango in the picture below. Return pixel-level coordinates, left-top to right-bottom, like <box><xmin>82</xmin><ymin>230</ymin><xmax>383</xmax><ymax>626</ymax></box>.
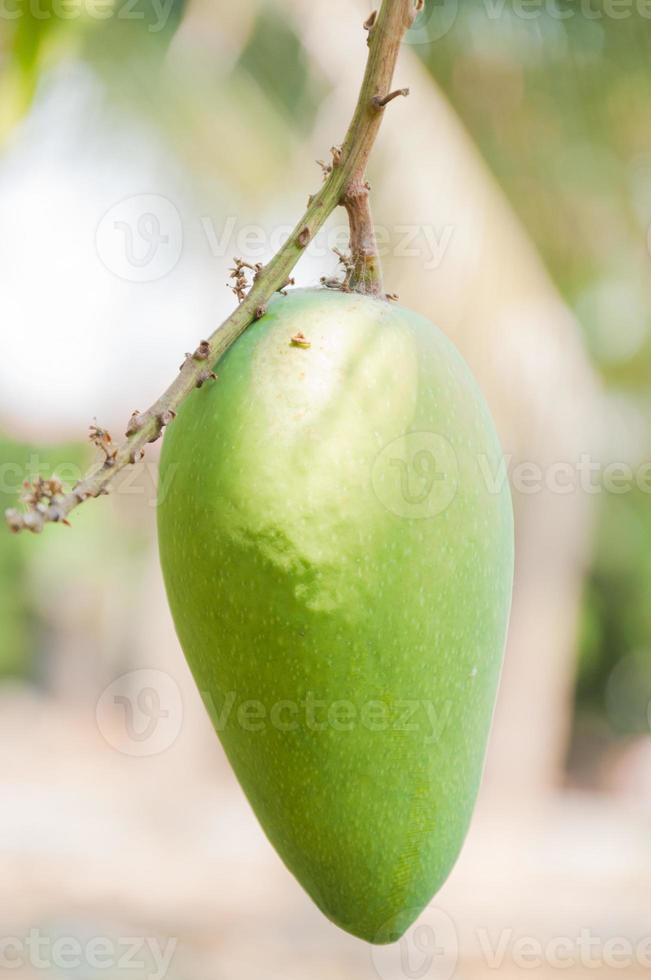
<box><xmin>158</xmin><ymin>288</ymin><xmax>513</xmax><ymax>943</ymax></box>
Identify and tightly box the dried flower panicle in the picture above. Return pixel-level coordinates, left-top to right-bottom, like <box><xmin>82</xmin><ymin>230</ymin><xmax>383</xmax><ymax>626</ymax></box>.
<box><xmin>5</xmin><ymin>475</ymin><xmax>71</xmax><ymax>532</ymax></box>
<box><xmin>228</xmin><ymin>258</ymin><xmax>262</xmax><ymax>303</ymax></box>
<box><xmin>89</xmin><ymin>421</ymin><xmax>117</xmax><ymax>464</ymax></box>
<box><xmin>21</xmin><ymin>476</ymin><xmax>65</xmax><ymax>511</ymax></box>
<box><xmin>320</xmin><ymin>247</ymin><xmax>354</xmax><ymax>293</ymax></box>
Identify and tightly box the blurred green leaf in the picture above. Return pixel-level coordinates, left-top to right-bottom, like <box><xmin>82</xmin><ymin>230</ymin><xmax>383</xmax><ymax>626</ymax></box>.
<box><xmin>238</xmin><ymin>4</ymin><xmax>328</xmax><ymax>134</ymax></box>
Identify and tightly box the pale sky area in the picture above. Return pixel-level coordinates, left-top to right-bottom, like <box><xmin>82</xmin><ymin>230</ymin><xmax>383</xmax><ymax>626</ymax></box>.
<box><xmin>0</xmin><ymin>60</ymin><xmax>329</xmax><ymax>442</ymax></box>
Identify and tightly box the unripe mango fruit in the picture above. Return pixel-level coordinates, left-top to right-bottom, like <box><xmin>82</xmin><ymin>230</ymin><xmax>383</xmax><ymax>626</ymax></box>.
<box><xmin>158</xmin><ymin>288</ymin><xmax>514</xmax><ymax>943</ymax></box>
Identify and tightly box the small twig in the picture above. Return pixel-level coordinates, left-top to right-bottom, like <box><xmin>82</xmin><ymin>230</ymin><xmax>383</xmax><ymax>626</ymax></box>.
<box><xmin>6</xmin><ymin>0</ymin><xmax>419</xmax><ymax>535</ymax></box>
<box><xmin>373</xmin><ymin>87</ymin><xmax>410</xmax><ymax>109</ymax></box>
<box><xmin>317</xmin><ymin>146</ymin><xmax>342</xmax><ymax>180</ymax></box>
<box><xmin>5</xmin><ymin>477</ymin><xmax>71</xmax><ymax>533</ymax></box>
<box><xmin>278</xmin><ymin>277</ymin><xmax>295</xmax><ymax>296</ymax></box>
<box><xmin>341</xmin><ymin>179</ymin><xmax>383</xmax><ymax>295</ymax></box>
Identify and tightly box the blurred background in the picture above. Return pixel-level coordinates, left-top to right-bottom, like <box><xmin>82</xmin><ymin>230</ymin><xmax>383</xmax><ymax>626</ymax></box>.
<box><xmin>1</xmin><ymin>0</ymin><xmax>651</xmax><ymax>976</ymax></box>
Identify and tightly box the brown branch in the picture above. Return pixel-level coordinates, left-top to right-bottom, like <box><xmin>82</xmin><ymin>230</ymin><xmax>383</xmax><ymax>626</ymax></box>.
<box><xmin>340</xmin><ymin>81</ymin><xmax>410</xmax><ymax>295</ymax></box>
<box><xmin>337</xmin><ymin>2</ymin><xmax>416</xmax><ymax>295</ymax></box>
<box><xmin>342</xmin><ymin>179</ymin><xmax>384</xmax><ymax>296</ymax></box>
<box><xmin>5</xmin><ymin>0</ymin><xmax>419</xmax><ymax>535</ymax></box>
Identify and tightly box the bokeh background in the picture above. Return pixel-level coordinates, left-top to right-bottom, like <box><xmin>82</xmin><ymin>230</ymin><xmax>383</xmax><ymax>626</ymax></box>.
<box><xmin>1</xmin><ymin>0</ymin><xmax>651</xmax><ymax>976</ymax></box>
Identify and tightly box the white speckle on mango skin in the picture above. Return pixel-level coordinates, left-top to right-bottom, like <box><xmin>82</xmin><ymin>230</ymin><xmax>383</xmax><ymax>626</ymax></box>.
<box><xmin>157</xmin><ymin>288</ymin><xmax>514</xmax><ymax>944</ymax></box>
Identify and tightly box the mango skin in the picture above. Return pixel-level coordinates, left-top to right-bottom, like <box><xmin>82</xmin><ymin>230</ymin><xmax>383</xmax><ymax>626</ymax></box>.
<box><xmin>158</xmin><ymin>288</ymin><xmax>514</xmax><ymax>944</ymax></box>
